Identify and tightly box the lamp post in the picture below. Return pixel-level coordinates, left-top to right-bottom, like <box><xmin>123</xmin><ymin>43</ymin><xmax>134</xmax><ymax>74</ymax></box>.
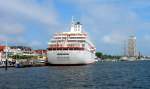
<box><xmin>5</xmin><ymin>41</ymin><xmax>8</xmax><ymax>70</ymax></box>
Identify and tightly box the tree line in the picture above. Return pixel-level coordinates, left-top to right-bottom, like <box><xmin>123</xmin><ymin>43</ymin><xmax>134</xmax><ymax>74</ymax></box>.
<box><xmin>95</xmin><ymin>52</ymin><xmax>121</xmax><ymax>59</ymax></box>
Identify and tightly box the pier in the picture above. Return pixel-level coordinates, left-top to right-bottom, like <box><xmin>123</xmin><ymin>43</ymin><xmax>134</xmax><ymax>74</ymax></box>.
<box><xmin>0</xmin><ymin>59</ymin><xmax>47</xmax><ymax>68</ymax></box>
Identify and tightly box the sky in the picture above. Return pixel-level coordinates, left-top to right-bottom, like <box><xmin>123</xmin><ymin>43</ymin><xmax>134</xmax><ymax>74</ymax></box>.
<box><xmin>0</xmin><ymin>0</ymin><xmax>150</xmax><ymax>55</ymax></box>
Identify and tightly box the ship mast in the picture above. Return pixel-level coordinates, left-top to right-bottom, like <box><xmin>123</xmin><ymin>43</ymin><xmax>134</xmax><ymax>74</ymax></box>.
<box><xmin>123</xmin><ymin>40</ymin><xmax>127</xmax><ymax>56</ymax></box>
<box><xmin>70</xmin><ymin>16</ymin><xmax>75</xmax><ymax>32</ymax></box>
<box><xmin>72</xmin><ymin>16</ymin><xmax>75</xmax><ymax>24</ymax></box>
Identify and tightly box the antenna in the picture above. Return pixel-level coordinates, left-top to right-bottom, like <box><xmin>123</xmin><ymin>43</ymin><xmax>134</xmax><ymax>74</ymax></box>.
<box><xmin>71</xmin><ymin>16</ymin><xmax>75</xmax><ymax>24</ymax></box>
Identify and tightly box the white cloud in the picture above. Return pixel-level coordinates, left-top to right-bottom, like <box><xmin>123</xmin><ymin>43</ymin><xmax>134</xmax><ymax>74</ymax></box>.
<box><xmin>0</xmin><ymin>0</ymin><xmax>150</xmax><ymax>54</ymax></box>
<box><xmin>0</xmin><ymin>35</ymin><xmax>8</xmax><ymax>41</ymax></box>
<box><xmin>0</xmin><ymin>0</ymin><xmax>59</xmax><ymax>26</ymax></box>
<box><xmin>102</xmin><ymin>33</ymin><xmax>126</xmax><ymax>45</ymax></box>
<box><xmin>29</xmin><ymin>40</ymin><xmax>42</xmax><ymax>48</ymax></box>
<box><xmin>0</xmin><ymin>0</ymin><xmax>61</xmax><ymax>48</ymax></box>
<box><xmin>62</xmin><ymin>0</ymin><xmax>150</xmax><ymax>51</ymax></box>
<box><xmin>0</xmin><ymin>35</ymin><xmax>17</xmax><ymax>42</ymax></box>
<box><xmin>0</xmin><ymin>23</ymin><xmax>24</xmax><ymax>35</ymax></box>
<box><xmin>144</xmin><ymin>35</ymin><xmax>150</xmax><ymax>41</ymax></box>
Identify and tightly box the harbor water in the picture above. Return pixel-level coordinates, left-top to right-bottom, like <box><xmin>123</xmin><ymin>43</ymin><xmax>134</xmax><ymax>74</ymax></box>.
<box><xmin>0</xmin><ymin>61</ymin><xmax>150</xmax><ymax>89</ymax></box>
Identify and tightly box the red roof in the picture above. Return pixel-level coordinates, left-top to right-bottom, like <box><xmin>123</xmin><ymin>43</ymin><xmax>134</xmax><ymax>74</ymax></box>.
<box><xmin>33</xmin><ymin>50</ymin><xmax>47</xmax><ymax>54</ymax></box>
<box><xmin>0</xmin><ymin>46</ymin><xmax>6</xmax><ymax>52</ymax></box>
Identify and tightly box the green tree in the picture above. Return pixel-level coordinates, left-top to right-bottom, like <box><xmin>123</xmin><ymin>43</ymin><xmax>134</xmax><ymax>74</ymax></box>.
<box><xmin>96</xmin><ymin>52</ymin><xmax>103</xmax><ymax>58</ymax></box>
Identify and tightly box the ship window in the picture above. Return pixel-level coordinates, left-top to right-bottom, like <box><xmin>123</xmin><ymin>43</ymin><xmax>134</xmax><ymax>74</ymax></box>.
<box><xmin>48</xmin><ymin>48</ymin><xmax>52</xmax><ymax>50</ymax></box>
<box><xmin>57</xmin><ymin>48</ymin><xmax>61</xmax><ymax>50</ymax></box>
<box><xmin>74</xmin><ymin>48</ymin><xmax>77</xmax><ymax>50</ymax></box>
<box><xmin>64</xmin><ymin>48</ymin><xmax>68</xmax><ymax>50</ymax></box>
<box><xmin>57</xmin><ymin>53</ymin><xmax>69</xmax><ymax>55</ymax></box>
<box><xmin>82</xmin><ymin>44</ymin><xmax>85</xmax><ymax>47</ymax></box>
<box><xmin>69</xmin><ymin>48</ymin><xmax>73</xmax><ymax>50</ymax></box>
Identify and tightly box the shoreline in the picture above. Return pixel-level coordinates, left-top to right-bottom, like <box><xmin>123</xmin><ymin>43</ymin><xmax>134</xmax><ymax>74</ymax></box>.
<box><xmin>1</xmin><ymin>59</ymin><xmax>150</xmax><ymax>68</ymax></box>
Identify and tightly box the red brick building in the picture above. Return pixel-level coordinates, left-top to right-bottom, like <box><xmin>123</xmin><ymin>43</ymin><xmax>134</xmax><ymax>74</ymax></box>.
<box><xmin>33</xmin><ymin>50</ymin><xmax>47</xmax><ymax>55</ymax></box>
<box><xmin>0</xmin><ymin>46</ymin><xmax>6</xmax><ymax>52</ymax></box>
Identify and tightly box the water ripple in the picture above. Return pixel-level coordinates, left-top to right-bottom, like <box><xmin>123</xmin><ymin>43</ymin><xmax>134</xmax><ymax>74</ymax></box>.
<box><xmin>0</xmin><ymin>61</ymin><xmax>150</xmax><ymax>89</ymax></box>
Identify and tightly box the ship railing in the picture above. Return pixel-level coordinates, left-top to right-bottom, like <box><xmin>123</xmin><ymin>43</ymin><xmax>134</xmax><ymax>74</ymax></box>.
<box><xmin>47</xmin><ymin>47</ymin><xmax>84</xmax><ymax>51</ymax></box>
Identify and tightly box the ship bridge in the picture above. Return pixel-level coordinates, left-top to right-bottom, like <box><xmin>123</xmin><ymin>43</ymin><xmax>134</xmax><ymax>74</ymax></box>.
<box><xmin>70</xmin><ymin>17</ymin><xmax>82</xmax><ymax>33</ymax></box>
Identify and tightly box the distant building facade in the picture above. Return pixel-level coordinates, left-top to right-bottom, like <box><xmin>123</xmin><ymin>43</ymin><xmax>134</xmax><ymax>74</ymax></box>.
<box><xmin>0</xmin><ymin>45</ymin><xmax>33</xmax><ymax>58</ymax></box>
<box><xmin>33</xmin><ymin>50</ymin><xmax>47</xmax><ymax>56</ymax></box>
<box><xmin>128</xmin><ymin>35</ymin><xmax>137</xmax><ymax>57</ymax></box>
<box><xmin>10</xmin><ymin>46</ymin><xmax>32</xmax><ymax>55</ymax></box>
<box><xmin>0</xmin><ymin>46</ymin><xmax>5</xmax><ymax>61</ymax></box>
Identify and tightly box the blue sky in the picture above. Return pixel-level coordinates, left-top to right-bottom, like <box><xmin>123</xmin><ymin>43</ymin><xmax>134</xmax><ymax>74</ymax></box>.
<box><xmin>0</xmin><ymin>0</ymin><xmax>150</xmax><ymax>55</ymax></box>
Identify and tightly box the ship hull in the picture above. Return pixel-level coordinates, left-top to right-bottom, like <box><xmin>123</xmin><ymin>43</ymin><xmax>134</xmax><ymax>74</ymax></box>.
<box><xmin>47</xmin><ymin>50</ymin><xmax>96</xmax><ymax>65</ymax></box>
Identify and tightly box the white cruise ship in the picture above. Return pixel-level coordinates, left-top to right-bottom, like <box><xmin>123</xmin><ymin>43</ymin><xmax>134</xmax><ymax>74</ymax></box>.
<box><xmin>47</xmin><ymin>18</ymin><xmax>96</xmax><ymax>65</ymax></box>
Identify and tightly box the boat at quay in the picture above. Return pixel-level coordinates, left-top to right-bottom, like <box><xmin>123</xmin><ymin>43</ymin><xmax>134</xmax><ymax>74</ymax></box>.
<box><xmin>47</xmin><ymin>17</ymin><xmax>96</xmax><ymax>65</ymax></box>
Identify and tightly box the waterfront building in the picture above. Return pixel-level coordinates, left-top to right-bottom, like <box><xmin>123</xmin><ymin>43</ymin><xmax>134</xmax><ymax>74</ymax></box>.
<box><xmin>128</xmin><ymin>35</ymin><xmax>137</xmax><ymax>57</ymax></box>
<box><xmin>33</xmin><ymin>50</ymin><xmax>47</xmax><ymax>61</ymax></box>
<box><xmin>0</xmin><ymin>52</ymin><xmax>1</xmax><ymax>61</ymax></box>
<box><xmin>10</xmin><ymin>46</ymin><xmax>32</xmax><ymax>55</ymax></box>
<box><xmin>0</xmin><ymin>46</ymin><xmax>7</xmax><ymax>61</ymax></box>
<box><xmin>0</xmin><ymin>45</ymin><xmax>33</xmax><ymax>60</ymax></box>
<box><xmin>33</xmin><ymin>50</ymin><xmax>47</xmax><ymax>56</ymax></box>
<box><xmin>0</xmin><ymin>46</ymin><xmax>5</xmax><ymax>61</ymax></box>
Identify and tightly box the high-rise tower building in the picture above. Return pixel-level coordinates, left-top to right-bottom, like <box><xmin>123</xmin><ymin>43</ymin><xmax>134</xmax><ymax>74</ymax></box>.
<box><xmin>128</xmin><ymin>35</ymin><xmax>137</xmax><ymax>57</ymax></box>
